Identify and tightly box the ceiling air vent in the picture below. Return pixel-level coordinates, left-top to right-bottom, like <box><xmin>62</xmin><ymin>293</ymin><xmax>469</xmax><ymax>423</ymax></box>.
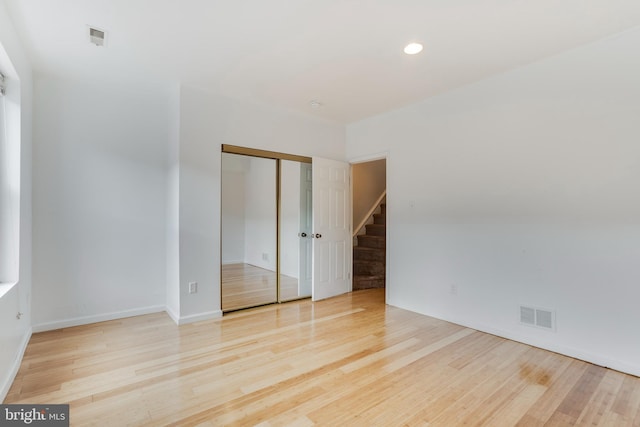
<box><xmin>88</xmin><ymin>26</ymin><xmax>106</xmax><ymax>47</ymax></box>
<box><xmin>520</xmin><ymin>305</ymin><xmax>556</xmax><ymax>331</ymax></box>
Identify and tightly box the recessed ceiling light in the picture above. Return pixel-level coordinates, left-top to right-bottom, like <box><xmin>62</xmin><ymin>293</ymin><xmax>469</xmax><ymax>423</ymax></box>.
<box><xmin>404</xmin><ymin>42</ymin><xmax>423</xmax><ymax>55</ymax></box>
<box><xmin>309</xmin><ymin>100</ymin><xmax>323</xmax><ymax>108</ymax></box>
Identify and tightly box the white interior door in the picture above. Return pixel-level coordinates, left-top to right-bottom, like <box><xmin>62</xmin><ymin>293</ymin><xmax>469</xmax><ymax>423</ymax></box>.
<box><xmin>312</xmin><ymin>157</ymin><xmax>351</xmax><ymax>301</ymax></box>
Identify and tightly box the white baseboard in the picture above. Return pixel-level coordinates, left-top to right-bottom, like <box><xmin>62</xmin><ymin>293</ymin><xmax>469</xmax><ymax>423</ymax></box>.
<box><xmin>171</xmin><ymin>310</ymin><xmax>222</xmax><ymax>325</ymax></box>
<box><xmin>31</xmin><ymin>305</ymin><xmax>166</xmax><ymax>333</ymax></box>
<box><xmin>165</xmin><ymin>305</ymin><xmax>180</xmax><ymax>325</ymax></box>
<box><xmin>395</xmin><ymin>304</ymin><xmax>640</xmax><ymax>378</ymax></box>
<box><xmin>470</xmin><ymin>322</ymin><xmax>640</xmax><ymax>378</ymax></box>
<box><xmin>1</xmin><ymin>327</ymin><xmax>32</xmax><ymax>403</ymax></box>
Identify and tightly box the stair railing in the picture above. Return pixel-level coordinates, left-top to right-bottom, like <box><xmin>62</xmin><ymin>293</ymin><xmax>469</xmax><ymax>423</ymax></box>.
<box><xmin>353</xmin><ymin>190</ymin><xmax>386</xmax><ymax>238</ymax></box>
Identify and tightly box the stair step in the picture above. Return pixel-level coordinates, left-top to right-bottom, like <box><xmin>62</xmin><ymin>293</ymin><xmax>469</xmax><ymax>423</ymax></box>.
<box><xmin>353</xmin><ymin>275</ymin><xmax>385</xmax><ymax>290</ymax></box>
<box><xmin>365</xmin><ymin>223</ymin><xmax>385</xmax><ymax>236</ymax></box>
<box><xmin>354</xmin><ymin>260</ymin><xmax>385</xmax><ymax>276</ymax></box>
<box><xmin>353</xmin><ymin>246</ymin><xmax>385</xmax><ymax>261</ymax></box>
<box><xmin>357</xmin><ymin>235</ymin><xmax>385</xmax><ymax>249</ymax></box>
<box><xmin>354</xmin><ymin>202</ymin><xmax>386</xmax><ymax>290</ymax></box>
<box><xmin>373</xmin><ymin>214</ymin><xmax>386</xmax><ymax>225</ymax></box>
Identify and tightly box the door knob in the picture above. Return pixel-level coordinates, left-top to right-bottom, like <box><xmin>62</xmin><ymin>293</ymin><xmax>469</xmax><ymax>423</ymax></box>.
<box><xmin>299</xmin><ymin>232</ymin><xmax>307</xmax><ymax>237</ymax></box>
<box><xmin>314</xmin><ymin>233</ymin><xmax>322</xmax><ymax>239</ymax></box>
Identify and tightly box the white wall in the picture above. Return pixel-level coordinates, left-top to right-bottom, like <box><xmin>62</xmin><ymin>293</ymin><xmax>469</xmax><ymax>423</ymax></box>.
<box><xmin>176</xmin><ymin>85</ymin><xmax>345</xmax><ymax>321</ymax></box>
<box><xmin>31</xmin><ymin>75</ymin><xmax>169</xmax><ymax>331</ymax></box>
<box><xmin>347</xmin><ymin>27</ymin><xmax>640</xmax><ymax>376</ymax></box>
<box><xmin>0</xmin><ymin>0</ymin><xmax>32</xmax><ymax>401</ymax></box>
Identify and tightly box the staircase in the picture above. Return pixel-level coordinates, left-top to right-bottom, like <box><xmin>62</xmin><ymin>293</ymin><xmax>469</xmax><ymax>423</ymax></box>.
<box><xmin>353</xmin><ymin>203</ymin><xmax>386</xmax><ymax>290</ymax></box>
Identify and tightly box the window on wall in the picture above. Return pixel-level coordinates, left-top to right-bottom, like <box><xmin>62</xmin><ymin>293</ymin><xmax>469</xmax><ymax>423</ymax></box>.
<box><xmin>0</xmin><ymin>69</ymin><xmax>9</xmax><ymax>288</ymax></box>
<box><xmin>0</xmin><ymin>66</ymin><xmax>20</xmax><ymax>295</ymax></box>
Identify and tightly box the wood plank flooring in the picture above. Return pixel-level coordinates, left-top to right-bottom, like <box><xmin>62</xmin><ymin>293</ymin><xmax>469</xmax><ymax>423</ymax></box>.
<box><xmin>221</xmin><ymin>263</ymin><xmax>303</xmax><ymax>311</ymax></box>
<box><xmin>6</xmin><ymin>289</ymin><xmax>640</xmax><ymax>426</ymax></box>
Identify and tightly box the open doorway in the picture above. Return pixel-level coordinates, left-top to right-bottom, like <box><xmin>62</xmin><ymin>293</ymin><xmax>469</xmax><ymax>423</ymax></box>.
<box><xmin>351</xmin><ymin>158</ymin><xmax>387</xmax><ymax>292</ymax></box>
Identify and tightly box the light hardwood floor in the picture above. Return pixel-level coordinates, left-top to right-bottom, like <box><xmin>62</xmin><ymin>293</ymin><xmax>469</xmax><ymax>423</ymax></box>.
<box><xmin>6</xmin><ymin>289</ymin><xmax>640</xmax><ymax>426</ymax></box>
<box><xmin>221</xmin><ymin>263</ymin><xmax>304</xmax><ymax>311</ymax></box>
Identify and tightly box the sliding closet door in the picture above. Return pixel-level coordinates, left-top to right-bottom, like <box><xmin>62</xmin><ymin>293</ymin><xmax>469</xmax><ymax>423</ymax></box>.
<box><xmin>221</xmin><ymin>147</ymin><xmax>351</xmax><ymax>311</ymax></box>
<box><xmin>279</xmin><ymin>160</ymin><xmax>313</xmax><ymax>301</ymax></box>
<box><xmin>221</xmin><ymin>153</ymin><xmax>277</xmax><ymax>311</ymax></box>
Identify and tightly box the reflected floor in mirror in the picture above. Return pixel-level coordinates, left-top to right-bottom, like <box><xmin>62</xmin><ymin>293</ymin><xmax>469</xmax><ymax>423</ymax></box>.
<box><xmin>221</xmin><ymin>263</ymin><xmax>302</xmax><ymax>311</ymax></box>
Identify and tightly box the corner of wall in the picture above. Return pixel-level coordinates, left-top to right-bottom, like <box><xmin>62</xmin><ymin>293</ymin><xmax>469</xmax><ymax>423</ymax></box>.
<box><xmin>0</xmin><ymin>326</ymin><xmax>31</xmax><ymax>403</ymax></box>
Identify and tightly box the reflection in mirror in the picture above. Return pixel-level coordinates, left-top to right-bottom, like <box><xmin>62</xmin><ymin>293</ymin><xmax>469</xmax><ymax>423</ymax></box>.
<box><xmin>221</xmin><ymin>153</ymin><xmax>277</xmax><ymax>311</ymax></box>
<box><xmin>280</xmin><ymin>160</ymin><xmax>313</xmax><ymax>300</ymax></box>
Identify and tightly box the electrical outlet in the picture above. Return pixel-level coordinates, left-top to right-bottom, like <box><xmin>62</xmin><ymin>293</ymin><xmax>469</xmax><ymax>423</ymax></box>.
<box><xmin>188</xmin><ymin>282</ymin><xmax>198</xmax><ymax>294</ymax></box>
<box><xmin>450</xmin><ymin>284</ymin><xmax>458</xmax><ymax>295</ymax></box>
<box><xmin>262</xmin><ymin>253</ymin><xmax>269</xmax><ymax>261</ymax></box>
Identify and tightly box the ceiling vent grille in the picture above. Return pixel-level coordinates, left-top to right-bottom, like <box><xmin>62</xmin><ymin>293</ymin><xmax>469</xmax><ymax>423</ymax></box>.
<box><xmin>88</xmin><ymin>26</ymin><xmax>106</xmax><ymax>47</ymax></box>
<box><xmin>520</xmin><ymin>305</ymin><xmax>555</xmax><ymax>331</ymax></box>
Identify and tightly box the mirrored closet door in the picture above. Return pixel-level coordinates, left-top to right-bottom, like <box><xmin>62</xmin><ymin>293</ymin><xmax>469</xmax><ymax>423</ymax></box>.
<box><xmin>221</xmin><ymin>147</ymin><xmax>312</xmax><ymax>312</ymax></box>
<box><xmin>279</xmin><ymin>160</ymin><xmax>313</xmax><ymax>301</ymax></box>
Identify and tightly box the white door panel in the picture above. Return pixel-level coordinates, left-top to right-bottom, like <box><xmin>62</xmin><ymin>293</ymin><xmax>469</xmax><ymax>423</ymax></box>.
<box><xmin>312</xmin><ymin>157</ymin><xmax>351</xmax><ymax>301</ymax></box>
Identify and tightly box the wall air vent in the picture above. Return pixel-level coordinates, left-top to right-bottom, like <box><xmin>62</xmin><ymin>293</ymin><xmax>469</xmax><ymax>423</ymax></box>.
<box><xmin>520</xmin><ymin>305</ymin><xmax>556</xmax><ymax>331</ymax></box>
<box><xmin>88</xmin><ymin>26</ymin><xmax>107</xmax><ymax>47</ymax></box>
<box><xmin>520</xmin><ymin>306</ymin><xmax>535</xmax><ymax>325</ymax></box>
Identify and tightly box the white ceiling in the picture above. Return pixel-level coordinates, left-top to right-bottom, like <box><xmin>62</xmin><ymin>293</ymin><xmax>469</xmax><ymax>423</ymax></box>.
<box><xmin>4</xmin><ymin>0</ymin><xmax>640</xmax><ymax>123</ymax></box>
